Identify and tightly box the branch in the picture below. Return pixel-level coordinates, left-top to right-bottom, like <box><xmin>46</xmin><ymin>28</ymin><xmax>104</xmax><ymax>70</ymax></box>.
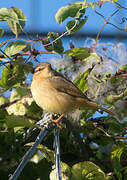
<box><xmin>9</xmin><ymin>115</ymin><xmax>54</xmax><ymax>180</ymax></box>
<box><xmin>0</xmin><ymin>94</ymin><xmax>31</xmax><ymax>109</ymax></box>
<box><xmin>54</xmin><ymin>128</ymin><xmax>62</xmax><ymax>180</ymax></box>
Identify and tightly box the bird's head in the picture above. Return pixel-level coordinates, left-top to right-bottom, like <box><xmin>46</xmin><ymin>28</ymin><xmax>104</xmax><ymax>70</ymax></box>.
<box><xmin>33</xmin><ymin>62</ymin><xmax>53</xmax><ymax>79</ymax></box>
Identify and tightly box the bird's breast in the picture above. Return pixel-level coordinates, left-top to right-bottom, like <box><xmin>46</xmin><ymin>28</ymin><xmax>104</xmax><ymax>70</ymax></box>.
<box><xmin>31</xmin><ymin>78</ymin><xmax>76</xmax><ymax>114</ymax></box>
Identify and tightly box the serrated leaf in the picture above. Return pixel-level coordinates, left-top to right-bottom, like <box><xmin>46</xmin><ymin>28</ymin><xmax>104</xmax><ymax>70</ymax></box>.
<box><xmin>5</xmin><ymin>41</ymin><xmax>28</xmax><ymax>57</ymax></box>
<box><xmin>71</xmin><ymin>161</ymin><xmax>107</xmax><ymax>180</ymax></box>
<box><xmin>64</xmin><ymin>47</ymin><xmax>90</xmax><ymax>60</ymax></box>
<box><xmin>66</xmin><ymin>17</ymin><xmax>88</xmax><ymax>34</ymax></box>
<box><xmin>5</xmin><ymin>115</ymin><xmax>34</xmax><ymax>128</ymax></box>
<box><xmin>55</xmin><ymin>3</ymin><xmax>86</xmax><ymax>24</ymax></box>
<box><xmin>7</xmin><ymin>7</ymin><xmax>26</xmax><ymax>36</ymax></box>
<box><xmin>0</xmin><ymin>8</ymin><xmax>18</xmax><ymax>21</ymax></box>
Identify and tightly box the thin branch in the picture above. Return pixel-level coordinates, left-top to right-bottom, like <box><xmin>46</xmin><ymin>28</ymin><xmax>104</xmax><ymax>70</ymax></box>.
<box><xmin>0</xmin><ymin>38</ymin><xmax>42</xmax><ymax>49</ymax></box>
<box><xmin>9</xmin><ymin>117</ymin><xmax>53</xmax><ymax>180</ymax></box>
<box><xmin>114</xmin><ymin>2</ymin><xmax>127</xmax><ymax>11</ymax></box>
<box><xmin>95</xmin><ymin>8</ymin><xmax>121</xmax><ymax>46</ymax></box>
<box><xmin>54</xmin><ymin>128</ymin><xmax>62</xmax><ymax>180</ymax></box>
<box><xmin>0</xmin><ymin>94</ymin><xmax>31</xmax><ymax>109</ymax></box>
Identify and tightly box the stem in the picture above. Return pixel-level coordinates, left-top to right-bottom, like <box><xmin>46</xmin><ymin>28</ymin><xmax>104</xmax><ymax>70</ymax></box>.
<box><xmin>95</xmin><ymin>8</ymin><xmax>121</xmax><ymax>47</ymax></box>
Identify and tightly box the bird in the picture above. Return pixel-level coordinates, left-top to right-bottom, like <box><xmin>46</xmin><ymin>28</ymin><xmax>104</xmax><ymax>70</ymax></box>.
<box><xmin>31</xmin><ymin>62</ymin><xmax>116</xmax><ymax>123</ymax></box>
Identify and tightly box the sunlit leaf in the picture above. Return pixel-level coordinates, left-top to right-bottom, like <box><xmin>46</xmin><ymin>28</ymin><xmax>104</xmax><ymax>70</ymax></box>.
<box><xmin>55</xmin><ymin>3</ymin><xmax>86</xmax><ymax>24</ymax></box>
<box><xmin>0</xmin><ymin>8</ymin><xmax>17</xmax><ymax>21</ymax></box>
<box><xmin>83</xmin><ymin>52</ymin><xmax>100</xmax><ymax>62</ymax></box>
<box><xmin>64</xmin><ymin>47</ymin><xmax>90</xmax><ymax>60</ymax></box>
<box><xmin>50</xmin><ymin>162</ymin><xmax>71</xmax><ymax>180</ymax></box>
<box><xmin>5</xmin><ymin>41</ymin><xmax>29</xmax><ymax>57</ymax></box>
<box><xmin>0</xmin><ymin>96</ymin><xmax>8</xmax><ymax>106</ymax></box>
<box><xmin>8</xmin><ymin>7</ymin><xmax>26</xmax><ymax>36</ymax></box>
<box><xmin>71</xmin><ymin>161</ymin><xmax>107</xmax><ymax>180</ymax></box>
<box><xmin>66</xmin><ymin>17</ymin><xmax>88</xmax><ymax>34</ymax></box>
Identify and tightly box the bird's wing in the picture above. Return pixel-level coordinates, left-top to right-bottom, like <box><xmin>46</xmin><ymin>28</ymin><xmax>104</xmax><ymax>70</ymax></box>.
<box><xmin>49</xmin><ymin>72</ymin><xmax>90</xmax><ymax>100</ymax></box>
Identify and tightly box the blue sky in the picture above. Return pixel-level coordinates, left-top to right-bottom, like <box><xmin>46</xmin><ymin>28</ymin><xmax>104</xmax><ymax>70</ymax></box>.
<box><xmin>0</xmin><ymin>0</ymin><xmax>127</xmax><ymax>35</ymax></box>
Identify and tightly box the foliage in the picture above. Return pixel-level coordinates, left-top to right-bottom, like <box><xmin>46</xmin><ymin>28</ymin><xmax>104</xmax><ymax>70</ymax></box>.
<box><xmin>0</xmin><ymin>0</ymin><xmax>127</xmax><ymax>180</ymax></box>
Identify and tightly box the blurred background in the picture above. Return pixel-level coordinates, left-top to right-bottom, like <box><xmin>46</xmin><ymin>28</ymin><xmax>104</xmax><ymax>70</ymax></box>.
<box><xmin>0</xmin><ymin>0</ymin><xmax>127</xmax><ymax>42</ymax></box>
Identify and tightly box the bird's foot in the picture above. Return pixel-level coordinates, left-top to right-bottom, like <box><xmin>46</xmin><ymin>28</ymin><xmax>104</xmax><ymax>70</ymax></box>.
<box><xmin>48</xmin><ymin>114</ymin><xmax>64</xmax><ymax>128</ymax></box>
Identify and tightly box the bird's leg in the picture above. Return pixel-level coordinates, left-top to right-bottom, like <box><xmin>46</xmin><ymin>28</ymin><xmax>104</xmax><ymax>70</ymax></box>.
<box><xmin>51</xmin><ymin>114</ymin><xmax>64</xmax><ymax>124</ymax></box>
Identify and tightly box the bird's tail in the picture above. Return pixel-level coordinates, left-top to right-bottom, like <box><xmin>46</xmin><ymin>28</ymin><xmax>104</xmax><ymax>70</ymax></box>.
<box><xmin>84</xmin><ymin>101</ymin><xmax>118</xmax><ymax>120</ymax></box>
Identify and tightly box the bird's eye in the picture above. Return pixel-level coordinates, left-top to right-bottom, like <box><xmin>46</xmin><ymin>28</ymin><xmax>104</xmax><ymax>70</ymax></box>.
<box><xmin>38</xmin><ymin>68</ymin><xmax>41</xmax><ymax>71</ymax></box>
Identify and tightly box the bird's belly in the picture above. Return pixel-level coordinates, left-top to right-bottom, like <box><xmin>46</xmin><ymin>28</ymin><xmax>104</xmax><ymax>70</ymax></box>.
<box><xmin>31</xmin><ymin>83</ymin><xmax>75</xmax><ymax>114</ymax></box>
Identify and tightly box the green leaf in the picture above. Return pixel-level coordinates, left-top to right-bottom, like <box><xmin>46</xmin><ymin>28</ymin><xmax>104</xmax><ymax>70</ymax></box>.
<box><xmin>33</xmin><ymin>144</ymin><xmax>54</xmax><ymax>163</ymax></box>
<box><xmin>10</xmin><ymin>86</ymin><xmax>28</xmax><ymax>101</ymax></box>
<box><xmin>105</xmin><ymin>94</ymin><xmax>122</xmax><ymax>105</ymax></box>
<box><xmin>5</xmin><ymin>115</ymin><xmax>34</xmax><ymax>128</ymax></box>
<box><xmin>110</xmin><ymin>76</ymin><xmax>121</xmax><ymax>84</ymax></box>
<box><xmin>0</xmin><ymin>61</ymin><xmax>25</xmax><ymax>89</ymax></box>
<box><xmin>64</xmin><ymin>47</ymin><xmax>90</xmax><ymax>60</ymax></box>
<box><xmin>35</xmin><ymin>159</ymin><xmax>52</xmax><ymax>180</ymax></box>
<box><xmin>0</xmin><ymin>8</ymin><xmax>17</xmax><ymax>21</ymax></box>
<box><xmin>5</xmin><ymin>41</ymin><xmax>28</xmax><ymax>57</ymax></box>
<box><xmin>74</xmin><ymin>68</ymin><xmax>92</xmax><ymax>93</ymax></box>
<box><xmin>66</xmin><ymin>17</ymin><xmax>88</xmax><ymax>34</ymax></box>
<box><xmin>0</xmin><ymin>108</ymin><xmax>7</xmax><ymax>120</ymax></box>
<box><xmin>83</xmin><ymin>52</ymin><xmax>101</xmax><ymax>62</ymax></box>
<box><xmin>71</xmin><ymin>161</ymin><xmax>107</xmax><ymax>180</ymax></box>
<box><xmin>0</xmin><ymin>28</ymin><xmax>4</xmax><ymax>37</ymax></box>
<box><xmin>48</xmin><ymin>32</ymin><xmax>64</xmax><ymax>54</ymax></box>
<box><xmin>7</xmin><ymin>95</ymin><xmax>34</xmax><ymax>116</ymax></box>
<box><xmin>101</xmin><ymin>72</ymin><xmax>111</xmax><ymax>82</ymax></box>
<box><xmin>0</xmin><ymin>59</ymin><xmax>32</xmax><ymax>90</ymax></box>
<box><xmin>55</xmin><ymin>3</ymin><xmax>86</xmax><ymax>24</ymax></box>
<box><xmin>7</xmin><ymin>7</ymin><xmax>26</xmax><ymax>36</ymax></box>
<box><xmin>111</xmin><ymin>146</ymin><xmax>124</xmax><ymax>180</ymax></box>
<box><xmin>0</xmin><ymin>96</ymin><xmax>8</xmax><ymax>106</ymax></box>
<box><xmin>0</xmin><ymin>7</ymin><xmax>26</xmax><ymax>36</ymax></box>
<box><xmin>50</xmin><ymin>162</ymin><xmax>71</xmax><ymax>180</ymax></box>
<box><xmin>104</xmin><ymin>117</ymin><xmax>124</xmax><ymax>134</ymax></box>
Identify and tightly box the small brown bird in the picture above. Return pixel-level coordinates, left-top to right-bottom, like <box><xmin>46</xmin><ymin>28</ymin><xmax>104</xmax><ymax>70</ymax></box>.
<box><xmin>31</xmin><ymin>62</ymin><xmax>115</xmax><ymax>122</ymax></box>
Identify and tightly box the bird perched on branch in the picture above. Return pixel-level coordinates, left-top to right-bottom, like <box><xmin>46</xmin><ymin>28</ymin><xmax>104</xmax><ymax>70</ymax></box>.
<box><xmin>31</xmin><ymin>62</ymin><xmax>115</xmax><ymax>123</ymax></box>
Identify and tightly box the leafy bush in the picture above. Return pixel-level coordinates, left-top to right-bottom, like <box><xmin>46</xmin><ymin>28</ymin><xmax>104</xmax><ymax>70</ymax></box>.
<box><xmin>0</xmin><ymin>1</ymin><xmax>127</xmax><ymax>180</ymax></box>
